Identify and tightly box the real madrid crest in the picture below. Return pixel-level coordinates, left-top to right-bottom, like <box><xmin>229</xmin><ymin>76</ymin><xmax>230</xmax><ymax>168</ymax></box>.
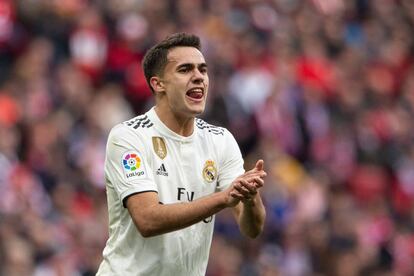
<box><xmin>202</xmin><ymin>160</ymin><xmax>217</xmax><ymax>183</ymax></box>
<box><xmin>152</xmin><ymin>136</ymin><xmax>167</xmax><ymax>159</ymax></box>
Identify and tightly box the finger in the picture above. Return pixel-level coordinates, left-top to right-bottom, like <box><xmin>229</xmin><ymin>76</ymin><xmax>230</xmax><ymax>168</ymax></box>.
<box><xmin>244</xmin><ymin>166</ymin><xmax>264</xmax><ymax>174</ymax></box>
<box><xmin>233</xmin><ymin>182</ymin><xmax>252</xmax><ymax>197</ymax></box>
<box><xmin>252</xmin><ymin>177</ymin><xmax>264</xmax><ymax>188</ymax></box>
<box><xmin>255</xmin><ymin>159</ymin><xmax>264</xmax><ymax>171</ymax></box>
<box><xmin>239</xmin><ymin>179</ymin><xmax>258</xmax><ymax>194</ymax></box>
<box><xmin>241</xmin><ymin>170</ymin><xmax>266</xmax><ymax>180</ymax></box>
<box><xmin>234</xmin><ymin>185</ymin><xmax>250</xmax><ymax>197</ymax></box>
<box><xmin>242</xmin><ymin>172</ymin><xmax>266</xmax><ymax>183</ymax></box>
<box><xmin>230</xmin><ymin>191</ymin><xmax>244</xmax><ymax>200</ymax></box>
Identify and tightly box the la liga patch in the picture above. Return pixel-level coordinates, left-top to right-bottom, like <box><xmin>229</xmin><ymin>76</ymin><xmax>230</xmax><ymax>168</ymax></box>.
<box><xmin>122</xmin><ymin>151</ymin><xmax>146</xmax><ymax>180</ymax></box>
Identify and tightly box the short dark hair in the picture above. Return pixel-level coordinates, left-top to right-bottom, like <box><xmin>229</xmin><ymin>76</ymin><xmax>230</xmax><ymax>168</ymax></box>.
<box><xmin>142</xmin><ymin>33</ymin><xmax>202</xmax><ymax>93</ymax></box>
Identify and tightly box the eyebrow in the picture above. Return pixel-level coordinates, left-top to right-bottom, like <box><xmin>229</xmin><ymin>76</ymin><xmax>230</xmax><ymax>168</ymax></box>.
<box><xmin>176</xmin><ymin>63</ymin><xmax>208</xmax><ymax>70</ymax></box>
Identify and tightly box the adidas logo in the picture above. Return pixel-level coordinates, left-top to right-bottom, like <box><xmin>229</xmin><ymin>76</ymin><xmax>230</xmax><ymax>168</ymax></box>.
<box><xmin>156</xmin><ymin>164</ymin><xmax>168</xmax><ymax>176</ymax></box>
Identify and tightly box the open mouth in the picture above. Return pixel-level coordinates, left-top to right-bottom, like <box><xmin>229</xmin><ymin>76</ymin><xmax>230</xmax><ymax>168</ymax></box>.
<box><xmin>186</xmin><ymin>87</ymin><xmax>204</xmax><ymax>100</ymax></box>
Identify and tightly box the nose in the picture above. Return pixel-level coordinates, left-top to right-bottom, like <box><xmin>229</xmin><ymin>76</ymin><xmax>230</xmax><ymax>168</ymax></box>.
<box><xmin>192</xmin><ymin>69</ymin><xmax>205</xmax><ymax>84</ymax></box>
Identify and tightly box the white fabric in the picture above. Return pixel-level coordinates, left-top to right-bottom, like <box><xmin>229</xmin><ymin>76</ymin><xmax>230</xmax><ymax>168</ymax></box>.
<box><xmin>96</xmin><ymin>107</ymin><xmax>244</xmax><ymax>276</ymax></box>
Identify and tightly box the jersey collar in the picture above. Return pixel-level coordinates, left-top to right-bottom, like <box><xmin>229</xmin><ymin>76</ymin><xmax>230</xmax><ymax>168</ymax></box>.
<box><xmin>147</xmin><ymin>107</ymin><xmax>196</xmax><ymax>143</ymax></box>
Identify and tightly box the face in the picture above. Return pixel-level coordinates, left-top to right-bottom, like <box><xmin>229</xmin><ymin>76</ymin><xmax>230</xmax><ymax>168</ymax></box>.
<box><xmin>153</xmin><ymin>46</ymin><xmax>209</xmax><ymax>118</ymax></box>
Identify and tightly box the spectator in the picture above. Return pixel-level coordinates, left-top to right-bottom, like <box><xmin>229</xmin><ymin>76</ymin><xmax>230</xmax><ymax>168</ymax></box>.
<box><xmin>1</xmin><ymin>0</ymin><xmax>414</xmax><ymax>275</ymax></box>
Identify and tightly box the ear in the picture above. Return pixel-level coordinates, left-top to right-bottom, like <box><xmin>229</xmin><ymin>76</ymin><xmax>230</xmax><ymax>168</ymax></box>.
<box><xmin>149</xmin><ymin>76</ymin><xmax>165</xmax><ymax>94</ymax></box>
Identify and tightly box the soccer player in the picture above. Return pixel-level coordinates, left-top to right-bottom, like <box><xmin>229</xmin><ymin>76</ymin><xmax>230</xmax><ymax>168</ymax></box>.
<box><xmin>96</xmin><ymin>33</ymin><xmax>266</xmax><ymax>276</ymax></box>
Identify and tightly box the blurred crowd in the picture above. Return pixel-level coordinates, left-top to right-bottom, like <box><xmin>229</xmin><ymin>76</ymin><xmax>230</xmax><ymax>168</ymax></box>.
<box><xmin>1</xmin><ymin>0</ymin><xmax>414</xmax><ymax>275</ymax></box>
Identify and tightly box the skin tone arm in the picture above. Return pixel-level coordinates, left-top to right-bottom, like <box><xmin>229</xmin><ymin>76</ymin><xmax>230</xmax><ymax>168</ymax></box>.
<box><xmin>126</xmin><ymin>165</ymin><xmax>266</xmax><ymax>238</ymax></box>
<box><xmin>231</xmin><ymin>160</ymin><xmax>267</xmax><ymax>238</ymax></box>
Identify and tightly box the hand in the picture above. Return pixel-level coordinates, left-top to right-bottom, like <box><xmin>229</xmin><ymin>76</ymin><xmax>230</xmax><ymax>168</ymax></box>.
<box><xmin>229</xmin><ymin>160</ymin><xmax>266</xmax><ymax>204</ymax></box>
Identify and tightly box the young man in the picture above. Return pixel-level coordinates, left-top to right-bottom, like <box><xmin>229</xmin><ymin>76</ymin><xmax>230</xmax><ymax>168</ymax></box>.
<box><xmin>97</xmin><ymin>33</ymin><xmax>266</xmax><ymax>276</ymax></box>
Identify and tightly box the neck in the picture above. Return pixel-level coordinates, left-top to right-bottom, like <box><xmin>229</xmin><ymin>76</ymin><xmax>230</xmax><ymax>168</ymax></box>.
<box><xmin>154</xmin><ymin>105</ymin><xmax>195</xmax><ymax>137</ymax></box>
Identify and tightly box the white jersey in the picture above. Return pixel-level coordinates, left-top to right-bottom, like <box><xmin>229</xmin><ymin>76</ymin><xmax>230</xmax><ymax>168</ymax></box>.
<box><xmin>97</xmin><ymin>107</ymin><xmax>244</xmax><ymax>276</ymax></box>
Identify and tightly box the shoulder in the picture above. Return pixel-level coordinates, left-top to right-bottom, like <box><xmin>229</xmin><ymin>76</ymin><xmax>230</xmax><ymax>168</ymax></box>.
<box><xmin>195</xmin><ymin>118</ymin><xmax>225</xmax><ymax>136</ymax></box>
<box><xmin>123</xmin><ymin>114</ymin><xmax>154</xmax><ymax>130</ymax></box>
<box><xmin>195</xmin><ymin>118</ymin><xmax>240</xmax><ymax>153</ymax></box>
<box><xmin>108</xmin><ymin>114</ymin><xmax>155</xmax><ymax>143</ymax></box>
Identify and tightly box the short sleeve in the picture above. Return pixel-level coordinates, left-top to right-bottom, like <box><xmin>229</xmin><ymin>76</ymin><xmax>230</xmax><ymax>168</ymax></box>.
<box><xmin>216</xmin><ymin>129</ymin><xmax>245</xmax><ymax>191</ymax></box>
<box><xmin>104</xmin><ymin>124</ymin><xmax>156</xmax><ymax>206</ymax></box>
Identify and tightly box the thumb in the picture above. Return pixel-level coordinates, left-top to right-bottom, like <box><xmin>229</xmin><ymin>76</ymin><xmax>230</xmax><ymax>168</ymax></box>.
<box><xmin>255</xmin><ymin>159</ymin><xmax>264</xmax><ymax>171</ymax></box>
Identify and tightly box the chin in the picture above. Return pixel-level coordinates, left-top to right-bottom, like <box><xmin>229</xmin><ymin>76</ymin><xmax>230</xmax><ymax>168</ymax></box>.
<box><xmin>189</xmin><ymin>109</ymin><xmax>204</xmax><ymax>117</ymax></box>
<box><xmin>193</xmin><ymin>105</ymin><xmax>206</xmax><ymax>115</ymax></box>
<box><xmin>187</xmin><ymin>103</ymin><xmax>205</xmax><ymax>116</ymax></box>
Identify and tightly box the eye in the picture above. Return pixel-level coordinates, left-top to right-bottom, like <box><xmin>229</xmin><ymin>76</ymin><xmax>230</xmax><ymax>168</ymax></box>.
<box><xmin>199</xmin><ymin>67</ymin><xmax>208</xmax><ymax>74</ymax></box>
<box><xmin>178</xmin><ymin>66</ymin><xmax>192</xmax><ymax>73</ymax></box>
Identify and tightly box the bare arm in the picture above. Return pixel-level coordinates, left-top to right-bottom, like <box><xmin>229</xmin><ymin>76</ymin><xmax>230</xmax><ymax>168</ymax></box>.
<box><xmin>231</xmin><ymin>160</ymin><xmax>267</xmax><ymax>238</ymax></box>
<box><xmin>126</xmin><ymin>171</ymin><xmax>264</xmax><ymax>237</ymax></box>
<box><xmin>232</xmin><ymin>191</ymin><xmax>266</xmax><ymax>238</ymax></box>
